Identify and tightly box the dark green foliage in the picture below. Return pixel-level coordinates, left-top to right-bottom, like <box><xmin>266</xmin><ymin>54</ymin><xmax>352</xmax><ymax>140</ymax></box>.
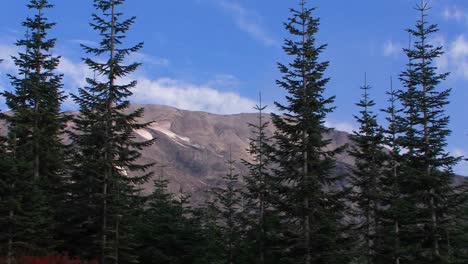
<box><xmin>396</xmin><ymin>1</ymin><xmax>463</xmax><ymax>263</ymax></box>
<box><xmin>210</xmin><ymin>153</ymin><xmax>246</xmax><ymax>264</ymax></box>
<box><xmin>348</xmin><ymin>77</ymin><xmax>387</xmax><ymax>263</ymax></box>
<box><xmin>191</xmin><ymin>198</ymin><xmax>225</xmax><ymax>264</ymax></box>
<box><xmin>379</xmin><ymin>79</ymin><xmax>409</xmax><ymax>264</ymax></box>
<box><xmin>135</xmin><ymin>176</ymin><xmax>201</xmax><ymax>264</ymax></box>
<box><xmin>450</xmin><ymin>192</ymin><xmax>468</xmax><ymax>263</ymax></box>
<box><xmin>241</xmin><ymin>95</ymin><xmax>282</xmax><ymax>264</ymax></box>
<box><xmin>64</xmin><ymin>0</ymin><xmax>155</xmax><ymax>263</ymax></box>
<box><xmin>270</xmin><ymin>1</ymin><xmax>348</xmax><ymax>263</ymax></box>
<box><xmin>0</xmin><ymin>0</ymin><xmax>66</xmax><ymax>256</ymax></box>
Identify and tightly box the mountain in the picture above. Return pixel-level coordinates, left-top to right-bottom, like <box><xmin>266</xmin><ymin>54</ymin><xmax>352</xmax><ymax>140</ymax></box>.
<box><xmin>126</xmin><ymin>104</ymin><xmax>354</xmax><ymax>203</ymax></box>
<box><xmin>0</xmin><ymin>104</ymin><xmax>371</xmax><ymax>203</ymax></box>
<box><xmin>2</xmin><ymin>103</ymin><xmax>461</xmax><ymax>203</ymax></box>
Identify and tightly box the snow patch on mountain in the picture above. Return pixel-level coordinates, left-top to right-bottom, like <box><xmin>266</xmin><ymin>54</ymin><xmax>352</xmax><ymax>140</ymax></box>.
<box><xmin>149</xmin><ymin>121</ymin><xmax>192</xmax><ymax>147</ymax></box>
<box><xmin>135</xmin><ymin>129</ymin><xmax>154</xmax><ymax>140</ymax></box>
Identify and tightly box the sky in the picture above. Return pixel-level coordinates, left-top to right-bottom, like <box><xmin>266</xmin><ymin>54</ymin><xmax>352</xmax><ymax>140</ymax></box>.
<box><xmin>0</xmin><ymin>0</ymin><xmax>467</xmax><ymax>173</ymax></box>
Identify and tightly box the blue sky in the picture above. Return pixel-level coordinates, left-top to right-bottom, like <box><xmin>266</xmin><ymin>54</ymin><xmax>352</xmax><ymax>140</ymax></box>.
<box><xmin>0</xmin><ymin>0</ymin><xmax>467</xmax><ymax>173</ymax></box>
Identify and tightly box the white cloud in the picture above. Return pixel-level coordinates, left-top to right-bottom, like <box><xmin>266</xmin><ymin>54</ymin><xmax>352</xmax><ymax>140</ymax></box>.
<box><xmin>453</xmin><ymin>148</ymin><xmax>465</xmax><ymax>158</ymax></box>
<box><xmin>450</xmin><ymin>148</ymin><xmax>468</xmax><ymax>176</ymax></box>
<box><xmin>325</xmin><ymin>120</ymin><xmax>355</xmax><ymax>134</ymax></box>
<box><xmin>68</xmin><ymin>39</ymin><xmax>99</xmax><ymax>47</ymax></box>
<box><xmin>127</xmin><ymin>52</ymin><xmax>170</xmax><ymax>67</ymax></box>
<box><xmin>0</xmin><ymin>42</ymin><xmax>258</xmax><ymax>114</ymax></box>
<box><xmin>205</xmin><ymin>74</ymin><xmax>241</xmax><ymax>89</ymax></box>
<box><xmin>443</xmin><ymin>6</ymin><xmax>466</xmax><ymax>23</ymax></box>
<box><xmin>58</xmin><ymin>57</ymin><xmax>93</xmax><ymax>88</ymax></box>
<box><xmin>436</xmin><ymin>35</ymin><xmax>468</xmax><ymax>80</ymax></box>
<box><xmin>383</xmin><ymin>40</ymin><xmax>401</xmax><ymax>57</ymax></box>
<box><xmin>215</xmin><ymin>0</ymin><xmax>278</xmax><ymax>47</ymax></box>
<box><xmin>0</xmin><ymin>43</ymin><xmax>19</xmax><ymax>71</ymax></box>
<box><xmin>131</xmin><ymin>77</ymin><xmax>257</xmax><ymax>114</ymax></box>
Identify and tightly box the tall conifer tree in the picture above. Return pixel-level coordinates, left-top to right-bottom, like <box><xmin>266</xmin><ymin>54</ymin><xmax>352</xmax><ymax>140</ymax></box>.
<box><xmin>398</xmin><ymin>1</ymin><xmax>462</xmax><ymax>262</ymax></box>
<box><xmin>348</xmin><ymin>76</ymin><xmax>386</xmax><ymax>264</ymax></box>
<box><xmin>135</xmin><ymin>174</ymin><xmax>200</xmax><ymax>264</ymax></box>
<box><xmin>212</xmin><ymin>151</ymin><xmax>245</xmax><ymax>264</ymax></box>
<box><xmin>242</xmin><ymin>94</ymin><xmax>281</xmax><ymax>264</ymax></box>
<box><xmin>65</xmin><ymin>0</ymin><xmax>155</xmax><ymax>263</ymax></box>
<box><xmin>380</xmin><ymin>78</ymin><xmax>406</xmax><ymax>264</ymax></box>
<box><xmin>1</xmin><ymin>0</ymin><xmax>66</xmax><ymax>255</ymax></box>
<box><xmin>271</xmin><ymin>1</ymin><xmax>347</xmax><ymax>263</ymax></box>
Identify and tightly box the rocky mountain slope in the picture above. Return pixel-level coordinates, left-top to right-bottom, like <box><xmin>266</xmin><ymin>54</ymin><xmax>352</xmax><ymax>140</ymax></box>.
<box><xmin>1</xmin><ymin>104</ymin><xmax>465</xmax><ymax>203</ymax></box>
<box><xmin>4</xmin><ymin>104</ymin><xmax>463</xmax><ymax>203</ymax></box>
<box><xmin>126</xmin><ymin>104</ymin><xmax>354</xmax><ymax>202</ymax></box>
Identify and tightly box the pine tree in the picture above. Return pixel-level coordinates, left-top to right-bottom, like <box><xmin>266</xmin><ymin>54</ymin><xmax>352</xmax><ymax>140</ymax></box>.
<box><xmin>348</xmin><ymin>76</ymin><xmax>387</xmax><ymax>264</ymax></box>
<box><xmin>270</xmin><ymin>1</ymin><xmax>347</xmax><ymax>263</ymax></box>
<box><xmin>65</xmin><ymin>0</ymin><xmax>155</xmax><ymax>263</ymax></box>
<box><xmin>397</xmin><ymin>1</ymin><xmax>463</xmax><ymax>262</ymax></box>
<box><xmin>0</xmin><ymin>0</ymin><xmax>66</xmax><ymax>256</ymax></box>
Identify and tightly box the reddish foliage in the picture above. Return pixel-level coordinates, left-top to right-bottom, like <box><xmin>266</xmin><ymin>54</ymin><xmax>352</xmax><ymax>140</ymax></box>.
<box><xmin>0</xmin><ymin>256</ymin><xmax>97</xmax><ymax>264</ymax></box>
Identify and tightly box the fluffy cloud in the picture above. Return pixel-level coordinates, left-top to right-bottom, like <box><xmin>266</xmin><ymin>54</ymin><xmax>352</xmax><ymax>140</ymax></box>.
<box><xmin>131</xmin><ymin>77</ymin><xmax>256</xmax><ymax>114</ymax></box>
<box><xmin>451</xmin><ymin>148</ymin><xmax>468</xmax><ymax>176</ymax></box>
<box><xmin>436</xmin><ymin>35</ymin><xmax>468</xmax><ymax>80</ymax></box>
<box><xmin>383</xmin><ymin>40</ymin><xmax>402</xmax><ymax>58</ymax></box>
<box><xmin>443</xmin><ymin>6</ymin><xmax>466</xmax><ymax>23</ymax></box>
<box><xmin>0</xmin><ymin>42</ymin><xmax>258</xmax><ymax>114</ymax></box>
<box><xmin>58</xmin><ymin>57</ymin><xmax>259</xmax><ymax>114</ymax></box>
<box><xmin>325</xmin><ymin>120</ymin><xmax>355</xmax><ymax>134</ymax></box>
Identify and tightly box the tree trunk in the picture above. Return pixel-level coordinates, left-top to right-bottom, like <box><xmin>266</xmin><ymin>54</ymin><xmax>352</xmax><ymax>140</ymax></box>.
<box><xmin>102</xmin><ymin>1</ymin><xmax>116</xmax><ymax>264</ymax></box>
<box><xmin>301</xmin><ymin>2</ymin><xmax>311</xmax><ymax>263</ymax></box>
<box><xmin>33</xmin><ymin>8</ymin><xmax>43</xmax><ymax>181</ymax></box>
<box><xmin>258</xmin><ymin>94</ymin><xmax>265</xmax><ymax>264</ymax></box>
<box><xmin>420</xmin><ymin>9</ymin><xmax>439</xmax><ymax>257</ymax></box>
<box><xmin>7</xmin><ymin>196</ymin><xmax>14</xmax><ymax>264</ymax></box>
<box><xmin>394</xmin><ymin>164</ymin><xmax>400</xmax><ymax>264</ymax></box>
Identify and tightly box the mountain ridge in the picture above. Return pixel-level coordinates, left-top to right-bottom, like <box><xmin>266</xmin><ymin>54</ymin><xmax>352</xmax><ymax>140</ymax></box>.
<box><xmin>2</xmin><ymin>103</ymin><xmax>463</xmax><ymax>203</ymax></box>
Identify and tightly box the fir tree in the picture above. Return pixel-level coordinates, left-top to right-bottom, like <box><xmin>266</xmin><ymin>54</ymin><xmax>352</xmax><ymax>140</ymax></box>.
<box><xmin>0</xmin><ymin>115</ymin><xmax>22</xmax><ymax>264</ymax></box>
<box><xmin>1</xmin><ymin>0</ymin><xmax>66</xmax><ymax>255</ymax></box>
<box><xmin>212</xmin><ymin>151</ymin><xmax>245</xmax><ymax>264</ymax></box>
<box><xmin>348</xmin><ymin>76</ymin><xmax>387</xmax><ymax>264</ymax></box>
<box><xmin>65</xmin><ymin>0</ymin><xmax>155</xmax><ymax>263</ymax></box>
<box><xmin>135</xmin><ymin>174</ymin><xmax>201</xmax><ymax>264</ymax></box>
<box><xmin>242</xmin><ymin>94</ymin><xmax>281</xmax><ymax>264</ymax></box>
<box><xmin>270</xmin><ymin>1</ymin><xmax>347</xmax><ymax>263</ymax></box>
<box><xmin>193</xmin><ymin>195</ymin><xmax>225</xmax><ymax>264</ymax></box>
<box><xmin>398</xmin><ymin>1</ymin><xmax>463</xmax><ymax>262</ymax></box>
<box><xmin>379</xmin><ymin>78</ymin><xmax>407</xmax><ymax>264</ymax></box>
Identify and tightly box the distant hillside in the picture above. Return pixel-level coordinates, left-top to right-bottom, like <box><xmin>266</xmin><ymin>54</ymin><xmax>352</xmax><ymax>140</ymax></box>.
<box><xmin>1</xmin><ymin>104</ymin><xmax>464</xmax><ymax>203</ymax></box>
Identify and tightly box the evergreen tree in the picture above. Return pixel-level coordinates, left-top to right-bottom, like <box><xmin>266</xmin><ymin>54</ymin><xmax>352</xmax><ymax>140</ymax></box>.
<box><xmin>193</xmin><ymin>195</ymin><xmax>225</xmax><ymax>264</ymax></box>
<box><xmin>135</xmin><ymin>174</ymin><xmax>201</xmax><ymax>264</ymax></box>
<box><xmin>65</xmin><ymin>0</ymin><xmax>155</xmax><ymax>263</ymax></box>
<box><xmin>212</xmin><ymin>151</ymin><xmax>245</xmax><ymax>264</ymax></box>
<box><xmin>242</xmin><ymin>94</ymin><xmax>281</xmax><ymax>264</ymax></box>
<box><xmin>444</xmin><ymin>185</ymin><xmax>468</xmax><ymax>264</ymax></box>
<box><xmin>348</xmin><ymin>76</ymin><xmax>386</xmax><ymax>264</ymax></box>
<box><xmin>379</xmin><ymin>78</ymin><xmax>407</xmax><ymax>264</ymax></box>
<box><xmin>1</xmin><ymin>0</ymin><xmax>66</xmax><ymax>255</ymax></box>
<box><xmin>270</xmin><ymin>1</ymin><xmax>347</xmax><ymax>263</ymax></box>
<box><xmin>0</xmin><ymin>113</ymin><xmax>22</xmax><ymax>264</ymax></box>
<box><xmin>397</xmin><ymin>1</ymin><xmax>463</xmax><ymax>262</ymax></box>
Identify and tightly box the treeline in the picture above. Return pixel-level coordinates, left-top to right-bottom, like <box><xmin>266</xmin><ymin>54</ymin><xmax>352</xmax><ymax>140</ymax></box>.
<box><xmin>0</xmin><ymin>0</ymin><xmax>467</xmax><ymax>264</ymax></box>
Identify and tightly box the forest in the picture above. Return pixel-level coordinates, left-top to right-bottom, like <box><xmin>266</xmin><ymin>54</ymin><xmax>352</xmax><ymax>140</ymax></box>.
<box><xmin>0</xmin><ymin>0</ymin><xmax>467</xmax><ymax>264</ymax></box>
